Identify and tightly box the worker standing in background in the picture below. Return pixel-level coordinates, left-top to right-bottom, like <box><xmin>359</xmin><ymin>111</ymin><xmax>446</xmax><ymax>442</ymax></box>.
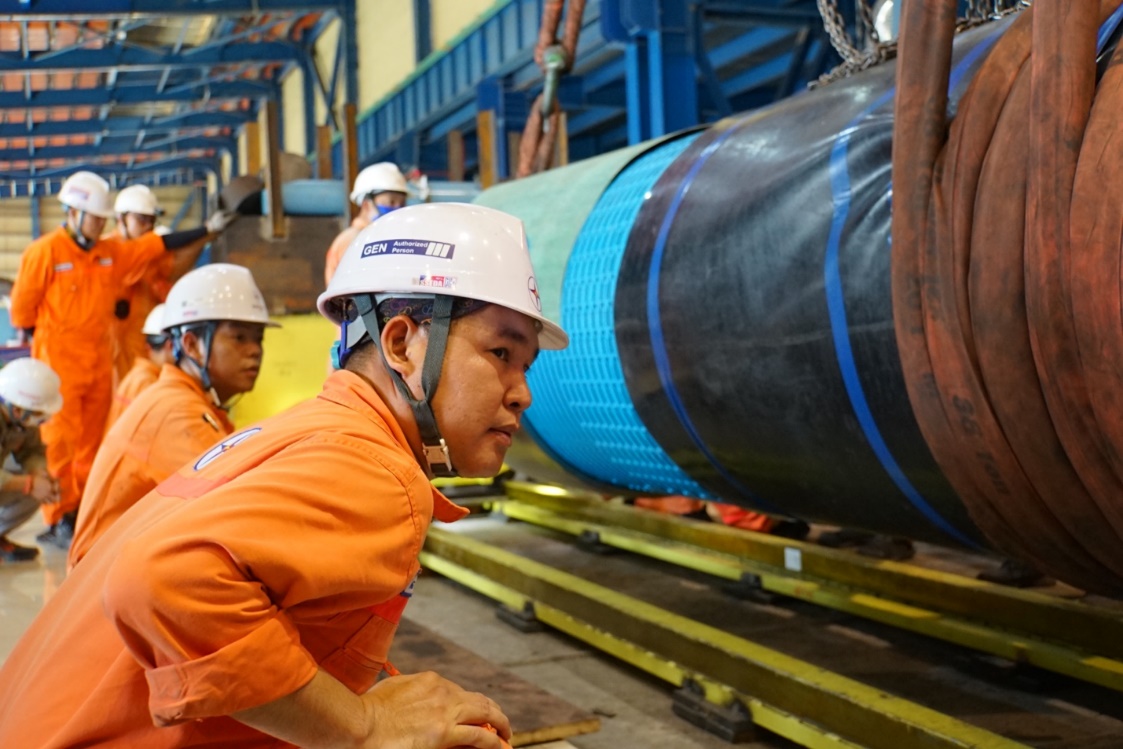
<box><xmin>109</xmin><ymin>184</ymin><xmax>211</xmax><ymax>385</ymax></box>
<box><xmin>103</xmin><ymin>303</ymin><xmax>172</xmax><ymax>431</ymax></box>
<box><xmin>323</xmin><ymin>161</ymin><xmax>409</xmax><ymax>285</ymax></box>
<box><xmin>0</xmin><ymin>358</ymin><xmax>62</xmax><ymax>562</ymax></box>
<box><xmin>0</xmin><ymin>203</ymin><xmax>559</xmax><ymax>747</ymax></box>
<box><xmin>70</xmin><ymin>264</ymin><xmax>272</xmax><ymax>567</ymax></box>
<box><xmin>9</xmin><ymin>170</ymin><xmax>238</xmax><ymax>549</ymax></box>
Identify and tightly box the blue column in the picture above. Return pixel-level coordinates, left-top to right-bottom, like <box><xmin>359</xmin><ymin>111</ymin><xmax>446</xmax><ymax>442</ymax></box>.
<box><xmin>342</xmin><ymin>0</ymin><xmax>359</xmax><ymax>106</ymax></box>
<box><xmin>413</xmin><ymin>0</ymin><xmax>432</xmax><ymax>62</ymax></box>
<box><xmin>301</xmin><ymin>55</ymin><xmax>318</xmax><ymax>157</ymax></box>
<box><xmin>605</xmin><ymin>0</ymin><xmax>699</xmax><ymax>144</ymax></box>
<box><xmin>29</xmin><ymin>194</ymin><xmax>41</xmax><ymax>239</ymax></box>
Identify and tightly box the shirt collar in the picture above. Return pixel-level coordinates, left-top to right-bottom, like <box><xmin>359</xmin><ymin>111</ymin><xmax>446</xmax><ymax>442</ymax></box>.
<box><xmin>319</xmin><ymin>370</ymin><xmax>469</xmax><ymax>523</ymax></box>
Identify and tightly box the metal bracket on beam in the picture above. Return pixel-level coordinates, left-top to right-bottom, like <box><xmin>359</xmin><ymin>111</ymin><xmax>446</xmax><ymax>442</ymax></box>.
<box><xmin>672</xmin><ymin>679</ymin><xmax>757</xmax><ymax>743</ymax></box>
<box><xmin>496</xmin><ymin>601</ymin><xmax>545</xmax><ymax>633</ymax></box>
<box><xmin>721</xmin><ymin>571</ymin><xmax>777</xmax><ymax>604</ymax></box>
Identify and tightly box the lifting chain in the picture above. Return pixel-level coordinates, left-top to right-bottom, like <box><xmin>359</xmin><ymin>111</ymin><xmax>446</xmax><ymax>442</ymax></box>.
<box><xmin>812</xmin><ymin>0</ymin><xmax>1030</xmax><ymax>88</ymax></box>
<box><xmin>516</xmin><ymin>0</ymin><xmax>586</xmax><ymax>179</ymax></box>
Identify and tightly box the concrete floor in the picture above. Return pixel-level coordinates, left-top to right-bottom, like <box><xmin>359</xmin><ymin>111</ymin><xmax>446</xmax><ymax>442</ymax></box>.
<box><xmin>0</xmin><ymin>516</ymin><xmax>788</xmax><ymax>748</ymax></box>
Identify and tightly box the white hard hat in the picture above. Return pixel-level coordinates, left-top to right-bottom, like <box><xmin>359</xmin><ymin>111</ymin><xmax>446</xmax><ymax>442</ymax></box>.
<box><xmin>58</xmin><ymin>171</ymin><xmax>113</xmax><ymax>219</ymax></box>
<box><xmin>350</xmin><ymin>162</ymin><xmax>408</xmax><ymax>206</ymax></box>
<box><xmin>114</xmin><ymin>184</ymin><xmax>163</xmax><ymax>217</ymax></box>
<box><xmin>142</xmin><ymin>304</ymin><xmax>167</xmax><ymax>336</ymax></box>
<box><xmin>0</xmin><ymin>358</ymin><xmax>63</xmax><ymax>414</ymax></box>
<box><xmin>318</xmin><ymin>202</ymin><xmax>567</xmax><ymax>350</ymax></box>
<box><xmin>162</xmin><ymin>263</ymin><xmax>279</xmax><ymax>330</ymax></box>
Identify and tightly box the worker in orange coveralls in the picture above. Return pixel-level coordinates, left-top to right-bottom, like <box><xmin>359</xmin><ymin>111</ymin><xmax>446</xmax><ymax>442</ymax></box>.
<box><xmin>70</xmin><ymin>264</ymin><xmax>272</xmax><ymax>568</ymax></box>
<box><xmin>0</xmin><ymin>203</ymin><xmax>564</xmax><ymax>748</ymax></box>
<box><xmin>9</xmin><ymin>171</ymin><xmax>237</xmax><ymax>548</ymax></box>
<box><xmin>324</xmin><ymin>161</ymin><xmax>409</xmax><ymax>285</ymax></box>
<box><xmin>635</xmin><ymin>495</ymin><xmax>809</xmax><ymax>538</ymax></box>
<box><xmin>109</xmin><ymin>185</ymin><xmax>211</xmax><ymax>386</ymax></box>
<box><xmin>103</xmin><ymin>303</ymin><xmax>172</xmax><ymax>430</ymax></box>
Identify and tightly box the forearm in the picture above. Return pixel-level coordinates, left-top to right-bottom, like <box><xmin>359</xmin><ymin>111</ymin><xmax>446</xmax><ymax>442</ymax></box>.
<box><xmin>232</xmin><ymin>669</ymin><xmax>368</xmax><ymax>749</ymax></box>
<box><xmin>162</xmin><ymin>226</ymin><xmax>210</xmax><ymax>250</ymax></box>
<box><xmin>169</xmin><ymin>235</ymin><xmax>210</xmax><ymax>281</ymax></box>
<box><xmin>0</xmin><ymin>471</ymin><xmax>23</xmax><ymax>493</ymax></box>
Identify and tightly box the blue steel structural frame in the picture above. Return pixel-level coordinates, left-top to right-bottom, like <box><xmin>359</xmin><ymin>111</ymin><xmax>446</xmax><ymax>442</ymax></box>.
<box><xmin>0</xmin><ymin>1</ymin><xmax>353</xmax><ymax>202</ymax></box>
<box><xmin>331</xmin><ymin>0</ymin><xmax>844</xmax><ymax>181</ymax></box>
<box><xmin>0</xmin><ymin>1</ymin><xmax>890</xmax><ymax>198</ymax></box>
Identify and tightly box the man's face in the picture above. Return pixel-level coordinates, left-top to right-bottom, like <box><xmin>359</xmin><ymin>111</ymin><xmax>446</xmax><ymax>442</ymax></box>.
<box><xmin>118</xmin><ymin>212</ymin><xmax>156</xmax><ymax>239</ymax></box>
<box><xmin>373</xmin><ymin>191</ymin><xmax>407</xmax><ymax>210</ymax></box>
<box><xmin>70</xmin><ymin>209</ymin><xmax>106</xmax><ymax>242</ymax></box>
<box><xmin>422</xmin><ymin>305</ymin><xmax>539</xmax><ymax>478</ymax></box>
<box><xmin>362</xmin><ymin>191</ymin><xmax>407</xmax><ymax>221</ymax></box>
<box><xmin>197</xmin><ymin>321</ymin><xmax>265</xmax><ymax>403</ymax></box>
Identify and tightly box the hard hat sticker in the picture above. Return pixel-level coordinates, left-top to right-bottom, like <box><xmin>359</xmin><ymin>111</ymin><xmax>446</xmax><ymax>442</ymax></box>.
<box><xmin>528</xmin><ymin>276</ymin><xmax>541</xmax><ymax>311</ymax></box>
<box><xmin>415</xmin><ymin>274</ymin><xmax>457</xmax><ymax>289</ymax></box>
<box><xmin>361</xmin><ymin>238</ymin><xmax>455</xmax><ymax>260</ymax></box>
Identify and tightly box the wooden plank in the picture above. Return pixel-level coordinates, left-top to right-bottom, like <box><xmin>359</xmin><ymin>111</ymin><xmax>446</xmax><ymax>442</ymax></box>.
<box><xmin>244</xmin><ymin>120</ymin><xmax>261</xmax><ymax>177</ymax></box>
<box><xmin>263</xmin><ymin>98</ymin><xmax>286</xmax><ymax>239</ymax></box>
<box><xmin>477</xmin><ymin>109</ymin><xmax>499</xmax><ymax>189</ymax></box>
<box><xmin>390</xmin><ymin>618</ymin><xmax>601</xmax><ymax>747</ymax></box>
<box><xmin>341</xmin><ymin>103</ymin><xmax>359</xmax><ymax>221</ymax></box>
<box><xmin>316</xmin><ymin>125</ymin><xmax>334</xmax><ymax>179</ymax></box>
<box><xmin>447</xmin><ymin>129</ymin><xmax>466</xmax><ymax>183</ymax></box>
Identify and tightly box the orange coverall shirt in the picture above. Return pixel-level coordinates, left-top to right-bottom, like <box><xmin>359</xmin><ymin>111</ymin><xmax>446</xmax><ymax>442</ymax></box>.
<box><xmin>9</xmin><ymin>226</ymin><xmax>166</xmax><ymax>522</ymax></box>
<box><xmin>323</xmin><ymin>216</ymin><xmax>368</xmax><ymax>286</ymax></box>
<box><xmin>71</xmin><ymin>364</ymin><xmax>234</xmax><ymax>567</ymax></box>
<box><xmin>105</xmin><ymin>356</ymin><xmax>161</xmax><ymax>430</ymax></box>
<box><xmin>0</xmin><ymin>370</ymin><xmax>468</xmax><ymax>748</ymax></box>
<box><xmin>112</xmin><ymin>252</ymin><xmax>175</xmax><ymax>384</ymax></box>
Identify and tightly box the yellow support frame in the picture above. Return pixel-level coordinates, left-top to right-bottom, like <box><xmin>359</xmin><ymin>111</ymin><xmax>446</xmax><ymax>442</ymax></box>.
<box><xmin>421</xmin><ymin>529</ymin><xmax>1032</xmax><ymax>749</ymax></box>
<box><xmin>494</xmin><ymin>499</ymin><xmax>1123</xmax><ymax>692</ymax></box>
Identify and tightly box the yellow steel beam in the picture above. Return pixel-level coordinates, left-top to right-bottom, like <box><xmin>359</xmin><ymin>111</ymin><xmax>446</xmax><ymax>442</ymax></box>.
<box><xmin>501</xmin><ymin>482</ymin><xmax>1123</xmax><ymax>659</ymax></box>
<box><xmin>496</xmin><ymin>500</ymin><xmax>1123</xmax><ymax>692</ymax></box>
<box><xmin>422</xmin><ymin>529</ymin><xmax>1032</xmax><ymax>749</ymax></box>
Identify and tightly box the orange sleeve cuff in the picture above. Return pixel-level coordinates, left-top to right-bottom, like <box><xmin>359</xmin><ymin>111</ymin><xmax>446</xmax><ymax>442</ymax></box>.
<box><xmin>145</xmin><ymin>614</ymin><xmax>318</xmax><ymax>726</ymax></box>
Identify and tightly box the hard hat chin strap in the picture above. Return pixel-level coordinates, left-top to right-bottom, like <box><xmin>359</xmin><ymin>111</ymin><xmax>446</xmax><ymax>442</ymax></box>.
<box><xmin>356</xmin><ymin>294</ymin><xmax>456</xmax><ymax>478</ymax></box>
<box><xmin>66</xmin><ymin>210</ymin><xmax>96</xmax><ymax>250</ymax></box>
<box><xmin>172</xmin><ymin>323</ymin><xmax>222</xmax><ymax>407</ymax></box>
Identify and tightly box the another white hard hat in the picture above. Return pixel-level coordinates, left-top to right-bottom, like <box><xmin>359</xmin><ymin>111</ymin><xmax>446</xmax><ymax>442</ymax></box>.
<box><xmin>58</xmin><ymin>171</ymin><xmax>113</xmax><ymax>219</ymax></box>
<box><xmin>318</xmin><ymin>202</ymin><xmax>567</xmax><ymax>350</ymax></box>
<box><xmin>0</xmin><ymin>358</ymin><xmax>63</xmax><ymax>414</ymax></box>
<box><xmin>114</xmin><ymin>184</ymin><xmax>163</xmax><ymax>217</ymax></box>
<box><xmin>350</xmin><ymin>162</ymin><xmax>408</xmax><ymax>206</ymax></box>
<box><xmin>163</xmin><ymin>263</ymin><xmax>279</xmax><ymax>330</ymax></box>
<box><xmin>142</xmin><ymin>304</ymin><xmax>167</xmax><ymax>336</ymax></box>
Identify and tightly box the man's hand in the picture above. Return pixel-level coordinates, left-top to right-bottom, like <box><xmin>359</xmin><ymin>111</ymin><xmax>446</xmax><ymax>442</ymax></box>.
<box><xmin>361</xmin><ymin>671</ymin><xmax>511</xmax><ymax>749</ymax></box>
<box><xmin>205</xmin><ymin>209</ymin><xmax>240</xmax><ymax>234</ymax></box>
<box><xmin>26</xmin><ymin>472</ymin><xmax>58</xmax><ymax>504</ymax></box>
<box><xmin>233</xmin><ymin>667</ymin><xmax>510</xmax><ymax>749</ymax></box>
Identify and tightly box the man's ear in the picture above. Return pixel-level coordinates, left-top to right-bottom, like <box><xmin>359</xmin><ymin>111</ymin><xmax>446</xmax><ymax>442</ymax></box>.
<box><xmin>179</xmin><ymin>329</ymin><xmax>202</xmax><ymax>360</ymax></box>
<box><xmin>379</xmin><ymin>315</ymin><xmax>427</xmax><ymax>379</ymax></box>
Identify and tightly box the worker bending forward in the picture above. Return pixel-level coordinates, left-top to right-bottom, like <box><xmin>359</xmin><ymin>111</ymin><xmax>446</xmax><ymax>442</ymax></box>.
<box><xmin>0</xmin><ymin>358</ymin><xmax>63</xmax><ymax>562</ymax></box>
<box><xmin>0</xmin><ymin>203</ymin><xmax>566</xmax><ymax>748</ymax></box>
<box><xmin>70</xmin><ymin>265</ymin><xmax>270</xmax><ymax>567</ymax></box>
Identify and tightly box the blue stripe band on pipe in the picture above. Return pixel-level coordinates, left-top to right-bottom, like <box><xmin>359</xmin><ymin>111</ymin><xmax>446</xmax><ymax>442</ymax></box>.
<box><xmin>821</xmin><ymin>27</ymin><xmax>1002</xmax><ymax>548</ymax></box>
<box><xmin>525</xmin><ymin>134</ymin><xmax>712</xmax><ymax>498</ymax></box>
<box><xmin>646</xmin><ymin>120</ymin><xmax>785</xmax><ymax>514</ymax></box>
